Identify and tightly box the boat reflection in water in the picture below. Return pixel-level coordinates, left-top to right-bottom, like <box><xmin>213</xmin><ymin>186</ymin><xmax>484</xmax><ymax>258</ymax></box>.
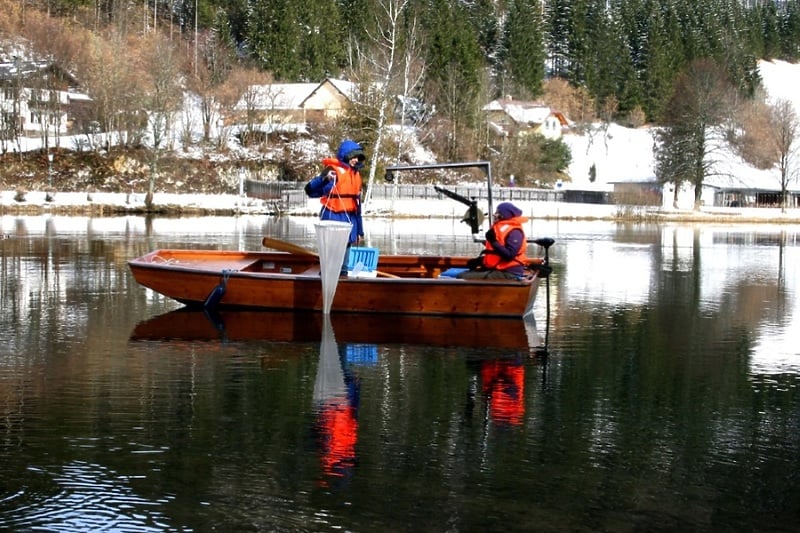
<box><xmin>129</xmin><ymin>308</ymin><xmax>543</xmax><ymax>350</ymax></box>
<box><xmin>130</xmin><ymin>308</ymin><xmax>546</xmax><ymax>484</ymax></box>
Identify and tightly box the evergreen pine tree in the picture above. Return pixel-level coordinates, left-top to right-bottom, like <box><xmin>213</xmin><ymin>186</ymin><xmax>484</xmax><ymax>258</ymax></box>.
<box><xmin>298</xmin><ymin>0</ymin><xmax>345</xmax><ymax>80</ymax></box>
<box><xmin>640</xmin><ymin>1</ymin><xmax>682</xmax><ymax>122</ymax></box>
<box><xmin>245</xmin><ymin>0</ymin><xmax>304</xmax><ymax>80</ymax></box>
<box><xmin>545</xmin><ymin>0</ymin><xmax>571</xmax><ymax>78</ymax></box>
<box><xmin>208</xmin><ymin>0</ymin><xmax>249</xmax><ymax>45</ymax></box>
<box><xmin>759</xmin><ymin>0</ymin><xmax>782</xmax><ymax>60</ymax></box>
<box><xmin>583</xmin><ymin>0</ymin><xmax>616</xmax><ymax>112</ymax></box>
<box><xmin>605</xmin><ymin>3</ymin><xmax>643</xmax><ymax>116</ymax></box>
<box><xmin>780</xmin><ymin>1</ymin><xmax>800</xmax><ymax>61</ymax></box>
<box><xmin>502</xmin><ymin>0</ymin><xmax>545</xmax><ymax>99</ymax></box>
<box><xmin>422</xmin><ymin>0</ymin><xmax>485</xmax><ymax>159</ymax></box>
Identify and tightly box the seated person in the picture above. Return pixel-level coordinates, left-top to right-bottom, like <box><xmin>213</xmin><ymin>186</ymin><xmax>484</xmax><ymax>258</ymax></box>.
<box><xmin>458</xmin><ymin>202</ymin><xmax>529</xmax><ymax>280</ymax></box>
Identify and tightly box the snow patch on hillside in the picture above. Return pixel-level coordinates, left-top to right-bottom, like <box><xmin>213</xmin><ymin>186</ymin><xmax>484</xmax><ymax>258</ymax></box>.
<box><xmin>560</xmin><ymin>59</ymin><xmax>800</xmax><ymax>192</ymax></box>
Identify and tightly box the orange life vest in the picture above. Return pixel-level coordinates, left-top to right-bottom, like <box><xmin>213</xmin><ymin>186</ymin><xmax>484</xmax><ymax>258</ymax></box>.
<box><xmin>320</xmin><ymin>157</ymin><xmax>362</xmax><ymax>213</ymax></box>
<box><xmin>481</xmin><ymin>216</ymin><xmax>528</xmax><ymax>270</ymax></box>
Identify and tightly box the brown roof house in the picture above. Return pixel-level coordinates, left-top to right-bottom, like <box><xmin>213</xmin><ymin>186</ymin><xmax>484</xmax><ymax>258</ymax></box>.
<box><xmin>0</xmin><ymin>60</ymin><xmax>90</xmax><ymax>140</ymax></box>
<box><xmin>234</xmin><ymin>78</ymin><xmax>356</xmax><ymax>128</ymax></box>
<box><xmin>482</xmin><ymin>97</ymin><xmax>571</xmax><ymax>139</ymax></box>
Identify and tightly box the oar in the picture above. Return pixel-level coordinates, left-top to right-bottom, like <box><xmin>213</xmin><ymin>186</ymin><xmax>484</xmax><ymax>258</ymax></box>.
<box><xmin>262</xmin><ymin>237</ymin><xmax>319</xmax><ymax>256</ymax></box>
<box><xmin>261</xmin><ymin>237</ymin><xmax>400</xmax><ymax>278</ymax></box>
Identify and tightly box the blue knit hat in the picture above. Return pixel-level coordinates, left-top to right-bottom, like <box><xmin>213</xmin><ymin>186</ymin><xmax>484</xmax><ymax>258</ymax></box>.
<box><xmin>496</xmin><ymin>202</ymin><xmax>522</xmax><ymax>219</ymax></box>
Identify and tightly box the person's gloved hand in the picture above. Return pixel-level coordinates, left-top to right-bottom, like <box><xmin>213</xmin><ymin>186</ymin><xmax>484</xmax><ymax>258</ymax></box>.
<box><xmin>322</xmin><ymin>166</ymin><xmax>335</xmax><ymax>181</ymax></box>
<box><xmin>485</xmin><ymin>228</ymin><xmax>496</xmax><ymax>242</ymax></box>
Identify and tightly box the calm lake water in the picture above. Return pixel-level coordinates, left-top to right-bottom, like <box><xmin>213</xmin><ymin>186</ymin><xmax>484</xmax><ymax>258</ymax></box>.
<box><xmin>1</xmin><ymin>214</ymin><xmax>799</xmax><ymax>532</ymax></box>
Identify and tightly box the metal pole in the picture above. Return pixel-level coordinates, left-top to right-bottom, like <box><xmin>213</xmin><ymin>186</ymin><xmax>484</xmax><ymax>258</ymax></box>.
<box><xmin>384</xmin><ymin>160</ymin><xmax>495</xmax><ymax>225</ymax></box>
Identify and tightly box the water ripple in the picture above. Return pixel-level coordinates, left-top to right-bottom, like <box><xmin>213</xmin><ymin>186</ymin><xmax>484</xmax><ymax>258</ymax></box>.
<box><xmin>2</xmin><ymin>460</ymin><xmax>183</xmax><ymax>532</ymax></box>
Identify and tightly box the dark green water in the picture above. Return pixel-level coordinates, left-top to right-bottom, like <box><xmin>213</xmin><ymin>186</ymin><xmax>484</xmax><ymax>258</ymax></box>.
<box><xmin>1</xmin><ymin>215</ymin><xmax>798</xmax><ymax>531</ymax></box>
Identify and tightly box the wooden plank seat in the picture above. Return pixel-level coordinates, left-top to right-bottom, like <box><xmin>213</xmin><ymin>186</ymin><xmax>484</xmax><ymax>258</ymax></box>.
<box><xmin>149</xmin><ymin>254</ymin><xmax>262</xmax><ymax>273</ymax></box>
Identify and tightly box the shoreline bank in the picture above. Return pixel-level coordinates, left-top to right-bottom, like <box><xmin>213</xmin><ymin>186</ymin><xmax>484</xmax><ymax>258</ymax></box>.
<box><xmin>4</xmin><ymin>190</ymin><xmax>800</xmax><ymax>224</ymax></box>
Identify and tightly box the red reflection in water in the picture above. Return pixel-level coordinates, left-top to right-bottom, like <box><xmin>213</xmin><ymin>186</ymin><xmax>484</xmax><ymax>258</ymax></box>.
<box><xmin>481</xmin><ymin>359</ymin><xmax>525</xmax><ymax>426</ymax></box>
<box><xmin>317</xmin><ymin>399</ymin><xmax>359</xmax><ymax>483</ymax></box>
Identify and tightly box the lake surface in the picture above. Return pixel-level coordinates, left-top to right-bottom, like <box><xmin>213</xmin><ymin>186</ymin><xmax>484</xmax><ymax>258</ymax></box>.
<box><xmin>1</xmin><ymin>214</ymin><xmax>799</xmax><ymax>532</ymax></box>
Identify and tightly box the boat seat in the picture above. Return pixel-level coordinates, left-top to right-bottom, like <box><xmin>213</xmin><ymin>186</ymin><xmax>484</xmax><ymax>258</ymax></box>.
<box><xmin>166</xmin><ymin>257</ymin><xmax>262</xmax><ymax>272</ymax></box>
<box><xmin>390</xmin><ymin>267</ymin><xmax>429</xmax><ymax>278</ymax></box>
<box><xmin>300</xmin><ymin>266</ymin><xmax>321</xmax><ymax>276</ymax></box>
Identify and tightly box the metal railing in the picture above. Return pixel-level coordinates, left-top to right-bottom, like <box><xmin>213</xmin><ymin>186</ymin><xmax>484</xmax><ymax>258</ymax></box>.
<box><xmin>245</xmin><ymin>179</ymin><xmax>565</xmax><ymax>211</ymax></box>
<box><xmin>369</xmin><ymin>183</ymin><xmax>563</xmax><ymax>203</ymax></box>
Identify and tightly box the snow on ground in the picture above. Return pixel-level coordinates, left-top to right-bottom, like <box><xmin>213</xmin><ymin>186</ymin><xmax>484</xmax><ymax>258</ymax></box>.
<box><xmin>4</xmin><ymin>60</ymin><xmax>800</xmax><ymax>217</ymax></box>
<box><xmin>561</xmin><ymin>123</ymin><xmax>656</xmax><ymax>191</ymax></box>
<box><xmin>560</xmin><ymin>59</ymin><xmax>800</xmax><ymax>201</ymax></box>
<box><xmin>758</xmin><ymin>59</ymin><xmax>800</xmax><ymax>110</ymax></box>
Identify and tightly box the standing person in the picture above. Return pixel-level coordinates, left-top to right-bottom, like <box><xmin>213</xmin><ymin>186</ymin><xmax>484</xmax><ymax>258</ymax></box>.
<box><xmin>458</xmin><ymin>202</ymin><xmax>529</xmax><ymax>279</ymax></box>
<box><xmin>304</xmin><ymin>139</ymin><xmax>366</xmax><ymax>273</ymax></box>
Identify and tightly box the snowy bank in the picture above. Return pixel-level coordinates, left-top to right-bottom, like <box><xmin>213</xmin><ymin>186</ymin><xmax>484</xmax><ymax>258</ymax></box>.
<box><xmin>5</xmin><ymin>189</ymin><xmax>800</xmax><ymax>224</ymax></box>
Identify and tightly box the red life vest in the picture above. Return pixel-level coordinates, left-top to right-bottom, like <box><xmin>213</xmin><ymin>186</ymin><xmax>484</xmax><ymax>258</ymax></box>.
<box><xmin>320</xmin><ymin>157</ymin><xmax>362</xmax><ymax>213</ymax></box>
<box><xmin>481</xmin><ymin>216</ymin><xmax>528</xmax><ymax>270</ymax></box>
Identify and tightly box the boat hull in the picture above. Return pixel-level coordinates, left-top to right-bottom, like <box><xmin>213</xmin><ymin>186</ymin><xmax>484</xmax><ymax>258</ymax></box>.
<box><xmin>130</xmin><ymin>309</ymin><xmax>541</xmax><ymax>349</ymax></box>
<box><xmin>128</xmin><ymin>249</ymin><xmax>540</xmax><ymax>317</ymax></box>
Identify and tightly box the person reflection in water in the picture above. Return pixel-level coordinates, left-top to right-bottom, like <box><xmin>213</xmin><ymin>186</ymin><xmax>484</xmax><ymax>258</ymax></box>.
<box><xmin>480</xmin><ymin>357</ymin><xmax>525</xmax><ymax>426</ymax></box>
<box><xmin>314</xmin><ymin>336</ymin><xmax>372</xmax><ymax>487</ymax></box>
<box><xmin>316</xmin><ymin>375</ymin><xmax>359</xmax><ymax>484</ymax></box>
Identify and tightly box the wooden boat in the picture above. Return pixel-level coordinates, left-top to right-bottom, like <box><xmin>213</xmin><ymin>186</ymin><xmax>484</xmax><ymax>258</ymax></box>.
<box><xmin>130</xmin><ymin>308</ymin><xmax>542</xmax><ymax>349</ymax></box>
<box><xmin>128</xmin><ymin>245</ymin><xmax>547</xmax><ymax>317</ymax></box>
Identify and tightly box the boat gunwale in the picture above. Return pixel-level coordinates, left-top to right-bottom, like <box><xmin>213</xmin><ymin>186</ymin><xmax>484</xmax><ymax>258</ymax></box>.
<box><xmin>128</xmin><ymin>249</ymin><xmax>539</xmax><ymax>288</ymax></box>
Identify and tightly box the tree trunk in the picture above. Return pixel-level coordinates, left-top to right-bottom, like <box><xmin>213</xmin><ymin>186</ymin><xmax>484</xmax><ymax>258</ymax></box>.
<box><xmin>693</xmin><ymin>183</ymin><xmax>703</xmax><ymax>211</ymax></box>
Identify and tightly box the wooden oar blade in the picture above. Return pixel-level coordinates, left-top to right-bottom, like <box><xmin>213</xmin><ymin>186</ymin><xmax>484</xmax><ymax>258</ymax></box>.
<box><xmin>262</xmin><ymin>237</ymin><xmax>318</xmax><ymax>257</ymax></box>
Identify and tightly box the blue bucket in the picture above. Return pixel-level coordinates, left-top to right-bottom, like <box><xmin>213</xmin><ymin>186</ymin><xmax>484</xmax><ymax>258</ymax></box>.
<box><xmin>347</xmin><ymin>247</ymin><xmax>379</xmax><ymax>273</ymax></box>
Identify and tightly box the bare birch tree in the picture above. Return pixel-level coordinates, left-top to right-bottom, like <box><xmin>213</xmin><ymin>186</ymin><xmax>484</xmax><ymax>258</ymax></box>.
<box><xmin>188</xmin><ymin>22</ymin><xmax>236</xmax><ymax>143</ymax></box>
<box><xmin>216</xmin><ymin>67</ymin><xmax>271</xmax><ymax>151</ymax></box>
<box><xmin>74</xmin><ymin>32</ymin><xmax>147</xmax><ymax>151</ymax></box>
<box><xmin>766</xmin><ymin>99</ymin><xmax>799</xmax><ymax>212</ymax></box>
<box><xmin>141</xmin><ymin>33</ymin><xmax>184</xmax><ymax>203</ymax></box>
<box><xmin>348</xmin><ymin>0</ymin><xmax>425</xmax><ymax>210</ymax></box>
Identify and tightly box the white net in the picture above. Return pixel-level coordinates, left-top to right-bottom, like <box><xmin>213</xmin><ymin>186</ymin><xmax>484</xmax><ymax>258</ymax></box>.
<box><xmin>312</xmin><ymin>315</ymin><xmax>346</xmax><ymax>402</ymax></box>
<box><xmin>314</xmin><ymin>220</ymin><xmax>352</xmax><ymax>314</ymax></box>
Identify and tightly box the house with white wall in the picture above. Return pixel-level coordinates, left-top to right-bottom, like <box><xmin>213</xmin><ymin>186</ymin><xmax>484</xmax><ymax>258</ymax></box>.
<box><xmin>482</xmin><ymin>97</ymin><xmax>571</xmax><ymax>139</ymax></box>
<box><xmin>234</xmin><ymin>78</ymin><xmax>356</xmax><ymax>126</ymax></box>
<box><xmin>0</xmin><ymin>60</ymin><xmax>88</xmax><ymax>138</ymax></box>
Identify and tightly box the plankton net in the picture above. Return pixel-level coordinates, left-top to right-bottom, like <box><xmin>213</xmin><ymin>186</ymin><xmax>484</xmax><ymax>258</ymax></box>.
<box><xmin>315</xmin><ymin>220</ymin><xmax>352</xmax><ymax>314</ymax></box>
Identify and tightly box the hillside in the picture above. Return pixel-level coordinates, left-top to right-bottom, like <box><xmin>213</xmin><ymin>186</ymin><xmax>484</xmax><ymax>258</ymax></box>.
<box><xmin>2</xmin><ymin>60</ymin><xmax>799</xmax><ymax>201</ymax></box>
<box><xmin>561</xmin><ymin>59</ymin><xmax>800</xmax><ymax>195</ymax></box>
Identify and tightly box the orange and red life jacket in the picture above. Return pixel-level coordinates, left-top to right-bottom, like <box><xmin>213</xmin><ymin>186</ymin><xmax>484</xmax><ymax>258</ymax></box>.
<box><xmin>319</xmin><ymin>157</ymin><xmax>362</xmax><ymax>213</ymax></box>
<box><xmin>481</xmin><ymin>216</ymin><xmax>529</xmax><ymax>271</ymax></box>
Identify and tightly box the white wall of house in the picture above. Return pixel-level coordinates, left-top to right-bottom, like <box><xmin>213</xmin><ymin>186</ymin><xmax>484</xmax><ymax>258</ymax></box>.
<box><xmin>661</xmin><ymin>182</ymin><xmax>722</xmax><ymax>209</ymax></box>
<box><xmin>537</xmin><ymin>115</ymin><xmax>564</xmax><ymax>140</ymax></box>
<box><xmin>0</xmin><ymin>87</ymin><xmax>69</xmax><ymax>135</ymax></box>
<box><xmin>302</xmin><ymin>81</ymin><xmax>349</xmax><ymax>118</ymax></box>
